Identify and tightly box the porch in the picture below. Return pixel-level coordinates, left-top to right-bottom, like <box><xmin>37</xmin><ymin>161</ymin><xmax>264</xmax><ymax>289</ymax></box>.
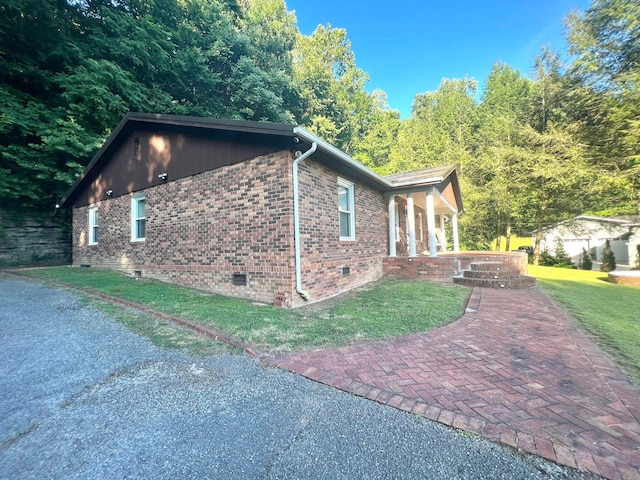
<box><xmin>385</xmin><ymin>166</ymin><xmax>463</xmax><ymax>258</ymax></box>
<box><xmin>383</xmin><ymin>251</ymin><xmax>530</xmax><ymax>283</ymax></box>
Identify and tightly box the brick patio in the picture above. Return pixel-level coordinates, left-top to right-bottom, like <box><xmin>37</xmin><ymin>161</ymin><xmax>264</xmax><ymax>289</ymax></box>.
<box><xmin>267</xmin><ymin>287</ymin><xmax>640</xmax><ymax>480</ymax></box>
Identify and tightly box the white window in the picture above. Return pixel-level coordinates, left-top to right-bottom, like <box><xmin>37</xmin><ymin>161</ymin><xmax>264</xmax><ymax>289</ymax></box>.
<box><xmin>88</xmin><ymin>207</ymin><xmax>98</xmax><ymax>245</ymax></box>
<box><xmin>338</xmin><ymin>178</ymin><xmax>355</xmax><ymax>240</ymax></box>
<box><xmin>418</xmin><ymin>212</ymin><xmax>424</xmax><ymax>242</ymax></box>
<box><xmin>131</xmin><ymin>194</ymin><xmax>146</xmax><ymax>241</ymax></box>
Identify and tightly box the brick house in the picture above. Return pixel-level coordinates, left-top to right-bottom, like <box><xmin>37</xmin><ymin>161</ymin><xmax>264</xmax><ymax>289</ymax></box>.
<box><xmin>61</xmin><ymin>113</ymin><xmax>463</xmax><ymax>307</ymax></box>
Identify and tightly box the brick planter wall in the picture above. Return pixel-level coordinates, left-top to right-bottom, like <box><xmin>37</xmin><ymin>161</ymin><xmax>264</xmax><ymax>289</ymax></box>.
<box><xmin>607</xmin><ymin>271</ymin><xmax>640</xmax><ymax>287</ymax></box>
<box><xmin>383</xmin><ymin>251</ymin><xmax>529</xmax><ymax>282</ymax></box>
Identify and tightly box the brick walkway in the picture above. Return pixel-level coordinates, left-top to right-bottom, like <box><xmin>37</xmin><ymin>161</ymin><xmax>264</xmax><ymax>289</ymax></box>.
<box><xmin>267</xmin><ymin>287</ymin><xmax>640</xmax><ymax>480</ymax></box>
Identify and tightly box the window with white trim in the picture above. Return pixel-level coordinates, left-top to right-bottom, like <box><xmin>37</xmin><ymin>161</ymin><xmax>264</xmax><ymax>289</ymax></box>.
<box><xmin>418</xmin><ymin>212</ymin><xmax>424</xmax><ymax>242</ymax></box>
<box><xmin>88</xmin><ymin>207</ymin><xmax>98</xmax><ymax>245</ymax></box>
<box><xmin>338</xmin><ymin>178</ymin><xmax>355</xmax><ymax>240</ymax></box>
<box><xmin>131</xmin><ymin>194</ymin><xmax>146</xmax><ymax>241</ymax></box>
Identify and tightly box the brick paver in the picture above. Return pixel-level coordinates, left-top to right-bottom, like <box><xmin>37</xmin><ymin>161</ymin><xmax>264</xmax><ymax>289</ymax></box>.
<box><xmin>267</xmin><ymin>287</ymin><xmax>640</xmax><ymax>480</ymax></box>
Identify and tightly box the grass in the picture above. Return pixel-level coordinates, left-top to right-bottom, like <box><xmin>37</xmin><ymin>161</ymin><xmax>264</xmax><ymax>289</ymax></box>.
<box><xmin>91</xmin><ymin>299</ymin><xmax>238</xmax><ymax>357</ymax></box>
<box><xmin>22</xmin><ymin>266</ymin><xmax>470</xmax><ymax>354</ymax></box>
<box><xmin>529</xmin><ymin>265</ymin><xmax>640</xmax><ymax>384</ymax></box>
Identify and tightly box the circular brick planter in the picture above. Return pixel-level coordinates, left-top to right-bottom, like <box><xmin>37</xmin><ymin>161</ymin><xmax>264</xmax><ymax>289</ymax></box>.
<box><xmin>607</xmin><ymin>270</ymin><xmax>640</xmax><ymax>287</ymax></box>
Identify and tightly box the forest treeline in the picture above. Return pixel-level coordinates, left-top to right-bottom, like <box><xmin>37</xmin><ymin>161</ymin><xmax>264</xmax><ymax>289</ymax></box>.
<box><xmin>1</xmin><ymin>0</ymin><xmax>638</xmax><ymax>257</ymax></box>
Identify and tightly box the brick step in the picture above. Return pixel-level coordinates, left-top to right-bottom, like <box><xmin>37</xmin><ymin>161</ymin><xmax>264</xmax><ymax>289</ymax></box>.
<box><xmin>453</xmin><ymin>275</ymin><xmax>537</xmax><ymax>289</ymax></box>
<box><xmin>462</xmin><ymin>269</ymin><xmax>522</xmax><ymax>280</ymax></box>
<box><xmin>469</xmin><ymin>261</ymin><xmax>510</xmax><ymax>270</ymax></box>
<box><xmin>469</xmin><ymin>261</ymin><xmax>511</xmax><ymax>272</ymax></box>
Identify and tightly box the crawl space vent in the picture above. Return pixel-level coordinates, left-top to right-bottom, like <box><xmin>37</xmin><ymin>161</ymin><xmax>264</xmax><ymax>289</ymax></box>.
<box><xmin>232</xmin><ymin>273</ymin><xmax>247</xmax><ymax>286</ymax></box>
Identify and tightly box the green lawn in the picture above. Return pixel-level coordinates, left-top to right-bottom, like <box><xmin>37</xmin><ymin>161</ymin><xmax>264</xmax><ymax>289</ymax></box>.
<box><xmin>529</xmin><ymin>265</ymin><xmax>640</xmax><ymax>384</ymax></box>
<box><xmin>22</xmin><ymin>267</ymin><xmax>470</xmax><ymax>354</ymax></box>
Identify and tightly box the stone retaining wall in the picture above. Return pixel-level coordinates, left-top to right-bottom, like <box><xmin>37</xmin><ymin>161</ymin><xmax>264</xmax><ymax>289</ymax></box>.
<box><xmin>0</xmin><ymin>208</ymin><xmax>71</xmax><ymax>266</ymax></box>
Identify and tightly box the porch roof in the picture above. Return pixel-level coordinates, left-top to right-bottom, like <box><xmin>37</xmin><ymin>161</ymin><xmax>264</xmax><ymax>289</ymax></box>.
<box><xmin>384</xmin><ymin>165</ymin><xmax>455</xmax><ymax>187</ymax></box>
<box><xmin>383</xmin><ymin>166</ymin><xmax>464</xmax><ymax>213</ymax></box>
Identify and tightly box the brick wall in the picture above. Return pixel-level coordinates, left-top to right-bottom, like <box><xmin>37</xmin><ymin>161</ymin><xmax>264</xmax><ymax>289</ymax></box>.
<box><xmin>383</xmin><ymin>251</ymin><xmax>529</xmax><ymax>282</ymax></box>
<box><xmin>73</xmin><ymin>151</ymin><xmax>296</xmax><ymax>304</ymax></box>
<box><xmin>293</xmin><ymin>160</ymin><xmax>387</xmax><ymax>307</ymax></box>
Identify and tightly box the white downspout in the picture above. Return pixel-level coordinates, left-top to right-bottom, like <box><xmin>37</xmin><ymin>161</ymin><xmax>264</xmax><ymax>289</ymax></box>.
<box><xmin>293</xmin><ymin>142</ymin><xmax>317</xmax><ymax>301</ymax></box>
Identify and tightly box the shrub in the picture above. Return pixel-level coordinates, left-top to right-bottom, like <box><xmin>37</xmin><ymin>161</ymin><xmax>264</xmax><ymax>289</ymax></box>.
<box><xmin>539</xmin><ymin>249</ymin><xmax>557</xmax><ymax>266</ymax></box>
<box><xmin>553</xmin><ymin>243</ymin><xmax>574</xmax><ymax>268</ymax></box>
<box><xmin>539</xmin><ymin>244</ymin><xmax>574</xmax><ymax>269</ymax></box>
<box><xmin>580</xmin><ymin>248</ymin><xmax>593</xmax><ymax>270</ymax></box>
<box><xmin>633</xmin><ymin>245</ymin><xmax>640</xmax><ymax>270</ymax></box>
<box><xmin>600</xmin><ymin>239</ymin><xmax>616</xmax><ymax>272</ymax></box>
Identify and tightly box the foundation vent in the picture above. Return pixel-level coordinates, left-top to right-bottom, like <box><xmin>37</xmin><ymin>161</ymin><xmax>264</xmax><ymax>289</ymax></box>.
<box><xmin>232</xmin><ymin>273</ymin><xmax>247</xmax><ymax>286</ymax></box>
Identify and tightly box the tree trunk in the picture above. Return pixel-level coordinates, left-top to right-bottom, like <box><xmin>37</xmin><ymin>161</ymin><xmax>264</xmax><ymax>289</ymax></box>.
<box><xmin>495</xmin><ymin>216</ymin><xmax>502</xmax><ymax>251</ymax></box>
<box><xmin>532</xmin><ymin>194</ymin><xmax>548</xmax><ymax>265</ymax></box>
<box><xmin>505</xmin><ymin>193</ymin><xmax>512</xmax><ymax>251</ymax></box>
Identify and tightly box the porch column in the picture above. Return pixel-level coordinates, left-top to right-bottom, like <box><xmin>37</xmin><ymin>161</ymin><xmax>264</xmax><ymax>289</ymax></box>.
<box><xmin>388</xmin><ymin>195</ymin><xmax>396</xmax><ymax>257</ymax></box>
<box><xmin>407</xmin><ymin>193</ymin><xmax>417</xmax><ymax>257</ymax></box>
<box><xmin>452</xmin><ymin>213</ymin><xmax>460</xmax><ymax>252</ymax></box>
<box><xmin>426</xmin><ymin>189</ymin><xmax>437</xmax><ymax>257</ymax></box>
<box><xmin>439</xmin><ymin>215</ymin><xmax>447</xmax><ymax>252</ymax></box>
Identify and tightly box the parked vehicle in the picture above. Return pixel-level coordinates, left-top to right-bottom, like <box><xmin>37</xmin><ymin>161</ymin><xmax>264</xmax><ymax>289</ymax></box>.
<box><xmin>516</xmin><ymin>246</ymin><xmax>533</xmax><ymax>256</ymax></box>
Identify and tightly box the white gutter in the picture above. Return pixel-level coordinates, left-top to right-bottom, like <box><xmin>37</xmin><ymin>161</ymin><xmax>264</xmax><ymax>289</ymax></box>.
<box><xmin>292</xmin><ymin>141</ymin><xmax>317</xmax><ymax>301</ymax></box>
<box><xmin>293</xmin><ymin>127</ymin><xmax>392</xmax><ymax>189</ymax></box>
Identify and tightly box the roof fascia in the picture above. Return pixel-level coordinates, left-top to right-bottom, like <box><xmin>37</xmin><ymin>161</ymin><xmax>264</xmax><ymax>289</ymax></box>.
<box><xmin>127</xmin><ymin>112</ymin><xmax>295</xmax><ymax>137</ymax></box>
<box><xmin>575</xmin><ymin>215</ymin><xmax>631</xmax><ymax>224</ymax></box>
<box><xmin>292</xmin><ymin>126</ymin><xmax>392</xmax><ymax>190</ymax></box>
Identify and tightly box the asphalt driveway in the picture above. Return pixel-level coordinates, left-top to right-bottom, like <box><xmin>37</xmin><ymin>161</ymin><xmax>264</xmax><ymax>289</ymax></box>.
<box><xmin>0</xmin><ymin>276</ymin><xmax>594</xmax><ymax>479</ymax></box>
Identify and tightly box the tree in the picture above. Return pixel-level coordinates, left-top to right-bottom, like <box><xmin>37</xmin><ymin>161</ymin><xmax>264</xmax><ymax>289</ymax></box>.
<box><xmin>0</xmin><ymin>0</ymin><xmax>302</xmax><ymax>211</ymax></box>
<box><xmin>580</xmin><ymin>247</ymin><xmax>593</xmax><ymax>270</ymax></box>
<box><xmin>292</xmin><ymin>24</ymin><xmax>374</xmax><ymax>152</ymax></box>
<box><xmin>387</xmin><ymin>78</ymin><xmax>477</xmax><ymax>174</ymax></box>
<box><xmin>351</xmin><ymin>90</ymin><xmax>401</xmax><ymax>171</ymax></box>
<box><xmin>0</xmin><ymin>0</ymin><xmax>98</xmax><ymax>209</ymax></box>
<box><xmin>565</xmin><ymin>0</ymin><xmax>640</xmax><ymax>212</ymax></box>
<box><xmin>633</xmin><ymin>244</ymin><xmax>640</xmax><ymax>270</ymax></box>
<box><xmin>601</xmin><ymin>239</ymin><xmax>617</xmax><ymax>272</ymax></box>
<box><xmin>471</xmin><ymin>63</ymin><xmax>532</xmax><ymax>250</ymax></box>
<box><xmin>234</xmin><ymin>0</ymin><xmax>299</xmax><ymax>121</ymax></box>
<box><xmin>522</xmin><ymin>50</ymin><xmax>595</xmax><ymax>265</ymax></box>
<box><xmin>553</xmin><ymin>242</ymin><xmax>574</xmax><ymax>268</ymax></box>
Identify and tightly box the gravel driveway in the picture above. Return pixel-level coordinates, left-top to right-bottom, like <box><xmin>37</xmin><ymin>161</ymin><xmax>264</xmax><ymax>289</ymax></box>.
<box><xmin>0</xmin><ymin>276</ymin><xmax>594</xmax><ymax>479</ymax></box>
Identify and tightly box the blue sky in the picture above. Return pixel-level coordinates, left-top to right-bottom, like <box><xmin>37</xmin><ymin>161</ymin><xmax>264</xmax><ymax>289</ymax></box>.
<box><xmin>286</xmin><ymin>0</ymin><xmax>591</xmax><ymax>118</ymax></box>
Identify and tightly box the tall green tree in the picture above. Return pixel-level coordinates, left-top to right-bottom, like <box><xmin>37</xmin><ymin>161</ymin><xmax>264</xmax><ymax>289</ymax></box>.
<box><xmin>0</xmin><ymin>0</ymin><xmax>98</xmax><ymax>209</ymax></box>
<box><xmin>387</xmin><ymin>78</ymin><xmax>477</xmax><ymax>174</ymax></box>
<box><xmin>524</xmin><ymin>50</ymin><xmax>594</xmax><ymax>264</ymax></box>
<box><xmin>0</xmin><ymin>0</ymin><xmax>302</xmax><ymax>210</ymax></box>
<box><xmin>467</xmin><ymin>64</ymin><xmax>532</xmax><ymax>250</ymax></box>
<box><xmin>292</xmin><ymin>24</ymin><xmax>373</xmax><ymax>152</ymax></box>
<box><xmin>350</xmin><ymin>90</ymin><xmax>401</xmax><ymax>171</ymax></box>
<box><xmin>565</xmin><ymin>0</ymin><xmax>640</xmax><ymax>211</ymax></box>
